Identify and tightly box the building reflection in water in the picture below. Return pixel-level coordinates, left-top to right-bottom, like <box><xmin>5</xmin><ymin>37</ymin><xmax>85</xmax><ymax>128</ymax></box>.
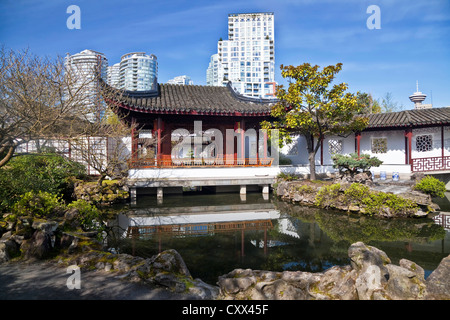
<box><xmin>114</xmin><ymin>200</ymin><xmax>303</xmax><ymax>256</ymax></box>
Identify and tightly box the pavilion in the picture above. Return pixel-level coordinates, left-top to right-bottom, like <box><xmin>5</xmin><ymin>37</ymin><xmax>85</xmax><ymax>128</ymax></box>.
<box><xmin>103</xmin><ymin>80</ymin><xmax>278</xmax><ymax>169</ymax></box>
<box><xmin>101</xmin><ymin>80</ymin><xmax>279</xmax><ymax>201</ymax></box>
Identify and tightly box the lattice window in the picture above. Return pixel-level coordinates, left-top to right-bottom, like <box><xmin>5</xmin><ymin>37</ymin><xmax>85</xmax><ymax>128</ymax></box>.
<box><xmin>287</xmin><ymin>143</ymin><xmax>298</xmax><ymax>155</ymax></box>
<box><xmin>416</xmin><ymin>134</ymin><xmax>433</xmax><ymax>152</ymax></box>
<box><xmin>328</xmin><ymin>139</ymin><xmax>343</xmax><ymax>155</ymax></box>
<box><xmin>371</xmin><ymin>138</ymin><xmax>387</xmax><ymax>154</ymax></box>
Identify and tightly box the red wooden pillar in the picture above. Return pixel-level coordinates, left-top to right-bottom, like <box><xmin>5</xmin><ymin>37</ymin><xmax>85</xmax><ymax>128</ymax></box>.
<box><xmin>441</xmin><ymin>125</ymin><xmax>445</xmax><ymax>159</ymax></box>
<box><xmin>355</xmin><ymin>132</ymin><xmax>361</xmax><ymax>156</ymax></box>
<box><xmin>405</xmin><ymin>128</ymin><xmax>412</xmax><ymax>165</ymax></box>
<box><xmin>154</xmin><ymin>117</ymin><xmax>163</xmax><ymax>165</ymax></box>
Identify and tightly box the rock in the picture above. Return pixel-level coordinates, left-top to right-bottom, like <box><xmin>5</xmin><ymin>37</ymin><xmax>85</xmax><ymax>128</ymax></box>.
<box><xmin>217</xmin><ymin>269</ymin><xmax>257</xmax><ymax>295</ymax></box>
<box><xmin>31</xmin><ymin>220</ymin><xmax>58</xmax><ymax>233</ymax></box>
<box><xmin>411</xmin><ymin>172</ymin><xmax>425</xmax><ymax>181</ymax></box>
<box><xmin>400</xmin><ymin>259</ymin><xmax>425</xmax><ymax>280</ymax></box>
<box><xmin>348</xmin><ymin>242</ymin><xmax>391</xmax><ymax>272</ymax></box>
<box><xmin>425</xmin><ymin>255</ymin><xmax>450</xmax><ymax>300</ymax></box>
<box><xmin>189</xmin><ymin>279</ymin><xmax>220</xmax><ymax>300</ymax></box>
<box><xmin>276</xmin><ymin>180</ymin><xmax>438</xmax><ymax>218</ymax></box>
<box><xmin>385</xmin><ymin>264</ymin><xmax>427</xmax><ymax>300</ymax></box>
<box><xmin>315</xmin><ymin>266</ymin><xmax>358</xmax><ymax>300</ymax></box>
<box><xmin>0</xmin><ymin>239</ymin><xmax>20</xmax><ymax>263</ymax></box>
<box><xmin>154</xmin><ymin>273</ymin><xmax>186</xmax><ymax>292</ymax></box>
<box><xmin>152</xmin><ymin>249</ymin><xmax>191</xmax><ymax>277</ymax></box>
<box><xmin>21</xmin><ymin>230</ymin><xmax>54</xmax><ymax>260</ymax></box>
<box><xmin>217</xmin><ymin>242</ymin><xmax>448</xmax><ymax>300</ymax></box>
<box><xmin>334</xmin><ymin>171</ymin><xmax>373</xmax><ymax>185</ymax></box>
<box><xmin>63</xmin><ymin>248</ymin><xmax>219</xmax><ymax>299</ymax></box>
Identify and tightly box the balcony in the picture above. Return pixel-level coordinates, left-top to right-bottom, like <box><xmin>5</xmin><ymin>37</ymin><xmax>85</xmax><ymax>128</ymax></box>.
<box><xmin>129</xmin><ymin>157</ymin><xmax>274</xmax><ymax>169</ymax></box>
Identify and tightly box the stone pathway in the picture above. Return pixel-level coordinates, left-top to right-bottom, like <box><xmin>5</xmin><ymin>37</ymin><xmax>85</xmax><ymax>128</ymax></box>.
<box><xmin>0</xmin><ymin>260</ymin><xmax>196</xmax><ymax>300</ymax></box>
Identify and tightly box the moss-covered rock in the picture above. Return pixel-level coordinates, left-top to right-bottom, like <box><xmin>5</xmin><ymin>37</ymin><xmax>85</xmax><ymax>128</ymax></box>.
<box><xmin>73</xmin><ymin>180</ymin><xmax>129</xmax><ymax>205</ymax></box>
<box><xmin>276</xmin><ymin>180</ymin><xmax>435</xmax><ymax>218</ymax></box>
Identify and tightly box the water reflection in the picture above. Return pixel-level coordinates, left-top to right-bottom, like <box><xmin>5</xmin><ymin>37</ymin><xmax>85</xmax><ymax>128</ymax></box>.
<box><xmin>107</xmin><ymin>192</ymin><xmax>450</xmax><ymax>285</ymax></box>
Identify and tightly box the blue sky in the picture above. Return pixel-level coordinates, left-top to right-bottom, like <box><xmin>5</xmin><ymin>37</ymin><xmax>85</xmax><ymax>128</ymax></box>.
<box><xmin>1</xmin><ymin>0</ymin><xmax>449</xmax><ymax>109</ymax></box>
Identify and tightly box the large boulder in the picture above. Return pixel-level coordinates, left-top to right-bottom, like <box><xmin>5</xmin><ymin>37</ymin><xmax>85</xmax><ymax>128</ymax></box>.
<box><xmin>425</xmin><ymin>255</ymin><xmax>450</xmax><ymax>300</ymax></box>
<box><xmin>0</xmin><ymin>239</ymin><xmax>20</xmax><ymax>263</ymax></box>
<box><xmin>217</xmin><ymin>242</ymin><xmax>439</xmax><ymax>300</ymax></box>
<box><xmin>21</xmin><ymin>230</ymin><xmax>54</xmax><ymax>260</ymax></box>
<box><xmin>65</xmin><ymin>248</ymin><xmax>220</xmax><ymax>300</ymax></box>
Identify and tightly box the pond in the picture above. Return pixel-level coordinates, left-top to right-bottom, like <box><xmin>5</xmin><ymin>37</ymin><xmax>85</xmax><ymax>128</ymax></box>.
<box><xmin>106</xmin><ymin>191</ymin><xmax>450</xmax><ymax>285</ymax></box>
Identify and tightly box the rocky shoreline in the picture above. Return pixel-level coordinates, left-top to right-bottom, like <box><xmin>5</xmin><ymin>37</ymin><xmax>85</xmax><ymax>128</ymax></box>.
<box><xmin>2</xmin><ymin>239</ymin><xmax>450</xmax><ymax>300</ymax></box>
<box><xmin>275</xmin><ymin>179</ymin><xmax>439</xmax><ymax>218</ymax></box>
<box><xmin>217</xmin><ymin>241</ymin><xmax>450</xmax><ymax>300</ymax></box>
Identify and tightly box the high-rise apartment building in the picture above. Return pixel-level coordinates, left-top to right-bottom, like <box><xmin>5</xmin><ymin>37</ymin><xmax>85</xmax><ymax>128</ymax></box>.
<box><xmin>107</xmin><ymin>63</ymin><xmax>120</xmax><ymax>88</ymax></box>
<box><xmin>64</xmin><ymin>49</ymin><xmax>108</xmax><ymax>122</ymax></box>
<box><xmin>207</xmin><ymin>12</ymin><xmax>276</xmax><ymax>98</ymax></box>
<box><xmin>117</xmin><ymin>52</ymin><xmax>157</xmax><ymax>91</ymax></box>
<box><xmin>206</xmin><ymin>54</ymin><xmax>220</xmax><ymax>86</ymax></box>
<box><xmin>167</xmin><ymin>75</ymin><xmax>194</xmax><ymax>85</ymax></box>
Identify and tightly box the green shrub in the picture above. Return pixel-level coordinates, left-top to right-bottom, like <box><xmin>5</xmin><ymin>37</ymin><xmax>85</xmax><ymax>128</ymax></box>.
<box><xmin>67</xmin><ymin>199</ymin><xmax>106</xmax><ymax>233</ymax></box>
<box><xmin>277</xmin><ymin>172</ymin><xmax>301</xmax><ymax>181</ymax></box>
<box><xmin>0</xmin><ymin>153</ymin><xmax>86</xmax><ymax>211</ymax></box>
<box><xmin>343</xmin><ymin>183</ymin><xmax>371</xmax><ymax>204</ymax></box>
<box><xmin>414</xmin><ymin>176</ymin><xmax>446</xmax><ymax>198</ymax></box>
<box><xmin>315</xmin><ymin>183</ymin><xmax>342</xmax><ymax>208</ymax></box>
<box><xmin>361</xmin><ymin>192</ymin><xmax>418</xmax><ymax>217</ymax></box>
<box><xmin>295</xmin><ymin>184</ymin><xmax>314</xmax><ymax>194</ymax></box>
<box><xmin>313</xmin><ymin>182</ymin><xmax>419</xmax><ymax>217</ymax></box>
<box><xmin>11</xmin><ymin>191</ymin><xmax>65</xmax><ymax>220</ymax></box>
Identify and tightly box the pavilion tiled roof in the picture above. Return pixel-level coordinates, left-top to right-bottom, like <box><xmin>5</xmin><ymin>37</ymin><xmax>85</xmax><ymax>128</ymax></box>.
<box><xmin>367</xmin><ymin>107</ymin><xmax>450</xmax><ymax>129</ymax></box>
<box><xmin>104</xmin><ymin>81</ymin><xmax>276</xmax><ymax>116</ymax></box>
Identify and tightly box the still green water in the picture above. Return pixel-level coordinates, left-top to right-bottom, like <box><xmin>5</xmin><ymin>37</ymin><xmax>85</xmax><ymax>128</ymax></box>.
<box><xmin>107</xmin><ymin>192</ymin><xmax>450</xmax><ymax>285</ymax></box>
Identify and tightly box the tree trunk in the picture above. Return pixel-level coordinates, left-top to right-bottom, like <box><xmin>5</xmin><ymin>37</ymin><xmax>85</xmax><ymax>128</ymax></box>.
<box><xmin>0</xmin><ymin>145</ymin><xmax>15</xmax><ymax>168</ymax></box>
<box><xmin>96</xmin><ymin>172</ymin><xmax>107</xmax><ymax>188</ymax></box>
<box><xmin>309</xmin><ymin>151</ymin><xmax>316</xmax><ymax>180</ymax></box>
<box><xmin>304</xmin><ymin>133</ymin><xmax>317</xmax><ymax>180</ymax></box>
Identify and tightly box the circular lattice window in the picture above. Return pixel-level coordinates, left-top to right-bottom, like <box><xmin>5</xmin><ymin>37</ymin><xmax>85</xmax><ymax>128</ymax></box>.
<box><xmin>416</xmin><ymin>134</ymin><xmax>433</xmax><ymax>152</ymax></box>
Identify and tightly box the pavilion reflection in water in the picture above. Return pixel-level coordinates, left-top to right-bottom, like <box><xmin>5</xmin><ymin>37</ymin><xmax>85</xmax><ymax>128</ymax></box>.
<box><xmin>115</xmin><ymin>200</ymin><xmax>301</xmax><ymax>254</ymax></box>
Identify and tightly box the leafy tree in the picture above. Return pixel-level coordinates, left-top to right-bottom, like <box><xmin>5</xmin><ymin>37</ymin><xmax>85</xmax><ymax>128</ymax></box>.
<box><xmin>356</xmin><ymin>92</ymin><xmax>381</xmax><ymax>114</ymax></box>
<box><xmin>380</xmin><ymin>92</ymin><xmax>403</xmax><ymax>113</ymax></box>
<box><xmin>356</xmin><ymin>92</ymin><xmax>405</xmax><ymax>114</ymax></box>
<box><xmin>262</xmin><ymin>63</ymin><xmax>368</xmax><ymax>180</ymax></box>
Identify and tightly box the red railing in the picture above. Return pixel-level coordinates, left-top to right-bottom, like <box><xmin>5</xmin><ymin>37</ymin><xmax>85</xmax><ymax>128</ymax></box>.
<box><xmin>129</xmin><ymin>157</ymin><xmax>274</xmax><ymax>169</ymax></box>
<box><xmin>411</xmin><ymin>156</ymin><xmax>450</xmax><ymax>172</ymax></box>
<box><xmin>126</xmin><ymin>219</ymin><xmax>273</xmax><ymax>238</ymax></box>
<box><xmin>432</xmin><ymin>214</ymin><xmax>450</xmax><ymax>231</ymax></box>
